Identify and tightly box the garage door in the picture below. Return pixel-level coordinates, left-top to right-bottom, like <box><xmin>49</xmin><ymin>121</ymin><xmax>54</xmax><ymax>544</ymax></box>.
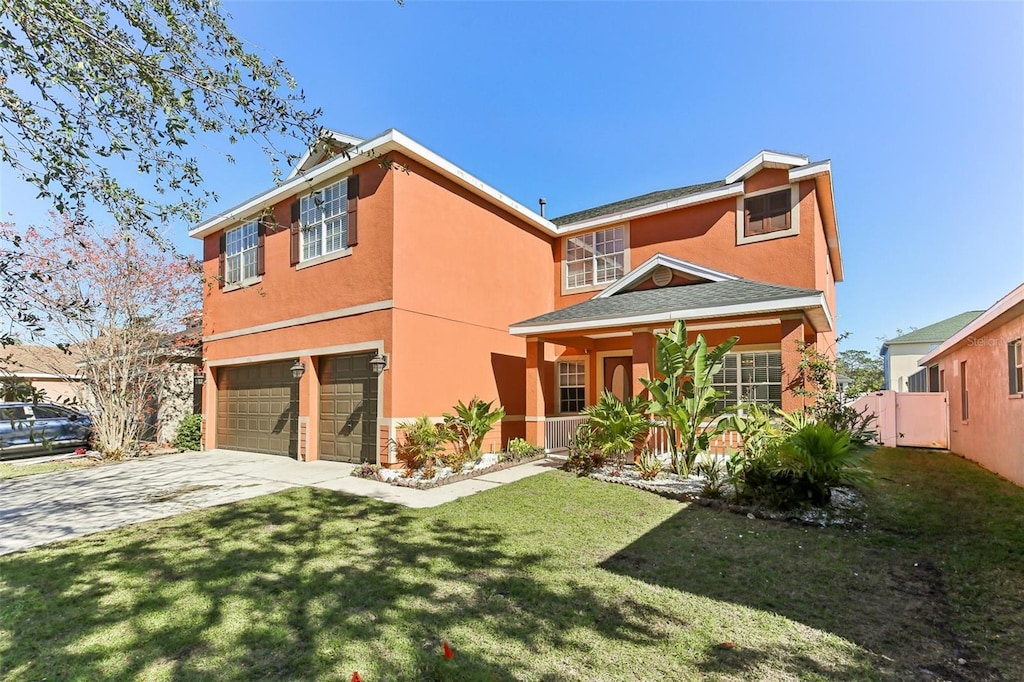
<box><xmin>217</xmin><ymin>361</ymin><xmax>297</xmax><ymax>457</ymax></box>
<box><xmin>320</xmin><ymin>353</ymin><xmax>378</xmax><ymax>463</ymax></box>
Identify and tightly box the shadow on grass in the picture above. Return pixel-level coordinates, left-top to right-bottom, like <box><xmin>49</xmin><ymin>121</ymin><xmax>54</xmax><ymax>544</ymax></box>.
<box><xmin>0</xmin><ymin>487</ymin><xmax>683</xmax><ymax>680</ymax></box>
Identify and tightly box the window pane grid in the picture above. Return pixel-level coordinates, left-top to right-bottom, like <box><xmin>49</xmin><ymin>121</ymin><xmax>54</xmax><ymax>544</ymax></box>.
<box><xmin>558</xmin><ymin>361</ymin><xmax>586</xmax><ymax>413</ymax></box>
<box><xmin>224</xmin><ymin>221</ymin><xmax>258</xmax><ymax>285</ymax></box>
<box><xmin>712</xmin><ymin>352</ymin><xmax>782</xmax><ymax>412</ymax></box>
<box><xmin>300</xmin><ymin>178</ymin><xmax>348</xmax><ymax>261</ymax></box>
<box><xmin>565</xmin><ymin>226</ymin><xmax>624</xmax><ymax>289</ymax></box>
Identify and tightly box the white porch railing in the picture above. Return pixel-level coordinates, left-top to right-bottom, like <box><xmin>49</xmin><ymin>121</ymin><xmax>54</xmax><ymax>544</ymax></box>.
<box><xmin>544</xmin><ymin>415</ymin><xmax>588</xmax><ymax>452</ymax></box>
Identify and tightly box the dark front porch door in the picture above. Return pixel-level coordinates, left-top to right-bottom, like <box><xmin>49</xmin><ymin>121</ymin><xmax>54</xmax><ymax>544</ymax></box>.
<box><xmin>604</xmin><ymin>356</ymin><xmax>632</xmax><ymax>402</ymax></box>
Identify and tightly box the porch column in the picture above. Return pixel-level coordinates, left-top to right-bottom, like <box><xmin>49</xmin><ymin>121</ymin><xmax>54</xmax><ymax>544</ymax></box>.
<box><xmin>781</xmin><ymin>317</ymin><xmax>808</xmax><ymax>413</ymax></box>
<box><xmin>525</xmin><ymin>338</ymin><xmax>546</xmax><ymax>449</ymax></box>
<box><xmin>631</xmin><ymin>328</ymin><xmax>654</xmax><ymax>398</ymax></box>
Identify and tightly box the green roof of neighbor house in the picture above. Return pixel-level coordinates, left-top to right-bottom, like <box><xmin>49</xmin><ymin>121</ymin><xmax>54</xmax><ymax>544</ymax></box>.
<box><xmin>551</xmin><ymin>180</ymin><xmax>728</xmax><ymax>226</ymax></box>
<box><xmin>511</xmin><ymin>279</ymin><xmax>822</xmax><ymax>328</ymax></box>
<box><xmin>884</xmin><ymin>311</ymin><xmax>985</xmax><ymax>346</ymax></box>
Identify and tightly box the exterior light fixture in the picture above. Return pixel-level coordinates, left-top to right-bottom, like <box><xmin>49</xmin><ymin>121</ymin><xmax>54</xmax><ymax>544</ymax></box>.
<box><xmin>369</xmin><ymin>352</ymin><xmax>389</xmax><ymax>375</ymax></box>
<box><xmin>290</xmin><ymin>360</ymin><xmax>306</xmax><ymax>379</ymax></box>
<box><xmin>194</xmin><ymin>368</ymin><xmax>206</xmax><ymax>386</ymax></box>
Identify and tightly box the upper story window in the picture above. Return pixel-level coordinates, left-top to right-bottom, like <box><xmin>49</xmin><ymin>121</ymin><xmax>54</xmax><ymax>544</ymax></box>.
<box><xmin>300</xmin><ymin>178</ymin><xmax>348</xmax><ymax>261</ymax></box>
<box><xmin>736</xmin><ymin>185</ymin><xmax>799</xmax><ymax>245</ymax></box>
<box><xmin>565</xmin><ymin>226</ymin><xmax>625</xmax><ymax>290</ymax></box>
<box><xmin>224</xmin><ymin>221</ymin><xmax>259</xmax><ymax>285</ymax></box>
<box><xmin>1010</xmin><ymin>339</ymin><xmax>1023</xmax><ymax>395</ymax></box>
<box><xmin>744</xmin><ymin>189</ymin><xmax>791</xmax><ymax>237</ymax></box>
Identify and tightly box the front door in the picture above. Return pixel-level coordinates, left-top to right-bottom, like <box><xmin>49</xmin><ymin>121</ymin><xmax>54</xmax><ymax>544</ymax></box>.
<box><xmin>604</xmin><ymin>356</ymin><xmax>632</xmax><ymax>402</ymax></box>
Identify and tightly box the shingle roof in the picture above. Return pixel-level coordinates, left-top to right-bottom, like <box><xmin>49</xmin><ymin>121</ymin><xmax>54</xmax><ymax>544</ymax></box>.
<box><xmin>551</xmin><ymin>180</ymin><xmax>728</xmax><ymax>226</ymax></box>
<box><xmin>884</xmin><ymin>311</ymin><xmax>985</xmax><ymax>345</ymax></box>
<box><xmin>512</xmin><ymin>279</ymin><xmax>822</xmax><ymax>328</ymax></box>
<box><xmin>0</xmin><ymin>345</ymin><xmax>81</xmax><ymax>376</ymax></box>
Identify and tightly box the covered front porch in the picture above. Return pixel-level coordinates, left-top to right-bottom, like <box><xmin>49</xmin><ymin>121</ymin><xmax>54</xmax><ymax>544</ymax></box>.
<box><xmin>508</xmin><ymin>256</ymin><xmax>834</xmax><ymax>453</ymax></box>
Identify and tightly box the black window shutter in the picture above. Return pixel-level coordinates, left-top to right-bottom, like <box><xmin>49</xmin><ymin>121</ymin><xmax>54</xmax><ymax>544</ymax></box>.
<box><xmin>289</xmin><ymin>200</ymin><xmax>301</xmax><ymax>266</ymax></box>
<box><xmin>217</xmin><ymin>233</ymin><xmax>226</xmax><ymax>288</ymax></box>
<box><xmin>347</xmin><ymin>174</ymin><xmax>360</xmax><ymax>247</ymax></box>
<box><xmin>257</xmin><ymin>218</ymin><xmax>267</xmax><ymax>276</ymax></box>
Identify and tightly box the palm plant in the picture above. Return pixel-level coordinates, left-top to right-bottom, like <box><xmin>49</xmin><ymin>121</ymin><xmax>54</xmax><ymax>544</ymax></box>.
<box><xmin>774</xmin><ymin>421</ymin><xmax>871</xmax><ymax>504</ymax></box>
<box><xmin>583</xmin><ymin>391</ymin><xmax>650</xmax><ymax>467</ymax></box>
<box><xmin>442</xmin><ymin>397</ymin><xmax>506</xmax><ymax>462</ymax></box>
<box><xmin>640</xmin><ymin>320</ymin><xmax>738</xmax><ymax>475</ymax></box>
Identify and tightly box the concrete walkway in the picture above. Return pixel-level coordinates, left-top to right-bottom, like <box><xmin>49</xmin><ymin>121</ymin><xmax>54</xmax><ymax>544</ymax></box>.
<box><xmin>0</xmin><ymin>449</ymin><xmax>557</xmax><ymax>555</ymax></box>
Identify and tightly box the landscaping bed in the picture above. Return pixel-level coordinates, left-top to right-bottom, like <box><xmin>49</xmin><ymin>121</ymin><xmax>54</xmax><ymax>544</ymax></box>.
<box><xmin>589</xmin><ymin>464</ymin><xmax>865</xmax><ymax>528</ymax></box>
<box><xmin>354</xmin><ymin>451</ymin><xmax>547</xmax><ymax>489</ymax></box>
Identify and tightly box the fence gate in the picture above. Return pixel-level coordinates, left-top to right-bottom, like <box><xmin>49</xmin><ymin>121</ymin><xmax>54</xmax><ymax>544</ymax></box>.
<box><xmin>848</xmin><ymin>390</ymin><xmax>949</xmax><ymax>449</ymax></box>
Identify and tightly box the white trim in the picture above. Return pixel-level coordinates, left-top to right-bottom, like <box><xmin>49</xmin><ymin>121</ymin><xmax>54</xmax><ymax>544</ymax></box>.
<box><xmin>222</xmin><ymin>275</ymin><xmax>262</xmax><ymax>293</ymax></box>
<box><xmin>286</xmin><ymin>130</ymin><xmax>365</xmax><ymax>181</ymax></box>
<box><xmin>203</xmin><ymin>300</ymin><xmax>393</xmax><ymax>342</ymax></box>
<box><xmin>207</xmin><ymin>339</ymin><xmax>384</xmax><ymax>367</ymax></box>
<box><xmin>510</xmin><ymin>294</ymin><xmax>832</xmax><ymax>336</ymax></box>
<box><xmin>595</xmin><ymin>253</ymin><xmax>739</xmax><ymax>299</ymax></box>
<box><xmin>554</xmin><ymin>355</ymin><xmax>588</xmax><ymax>415</ymax></box>
<box><xmin>561</xmin><ymin>224</ymin><xmax>631</xmax><ymax>296</ymax></box>
<box><xmin>294</xmin><ymin>247</ymin><xmax>352</xmax><ymax>271</ymax></box>
<box><xmin>919</xmin><ymin>283</ymin><xmax>1024</xmax><ymax>365</ymax></box>
<box><xmin>190</xmin><ymin>129</ymin><xmax>558</xmax><ymax>240</ymax></box>
<box><xmin>735</xmin><ymin>184</ymin><xmax>801</xmax><ymax>246</ymax></box>
<box><xmin>789</xmin><ymin>159</ymin><xmax>831</xmax><ymax>182</ymax></box>
<box><xmin>725</xmin><ymin>150</ymin><xmax>809</xmax><ymax>185</ymax></box>
<box><xmin>596</xmin><ymin>350</ymin><xmax>632</xmax><ymax>400</ymax></box>
<box><xmin>555</xmin><ymin>183</ymin><xmax>744</xmax><ymax>233</ymax></box>
<box><xmin>686</xmin><ymin>318</ymin><xmax>782</xmax><ymax>332</ymax></box>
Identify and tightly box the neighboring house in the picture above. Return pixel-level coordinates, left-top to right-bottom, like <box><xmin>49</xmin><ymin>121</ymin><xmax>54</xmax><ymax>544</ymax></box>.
<box><xmin>918</xmin><ymin>284</ymin><xmax>1024</xmax><ymax>486</ymax></box>
<box><xmin>880</xmin><ymin>311</ymin><xmax>983</xmax><ymax>391</ymax></box>
<box><xmin>191</xmin><ymin>131</ymin><xmax>842</xmax><ymax>463</ymax></box>
<box><xmin>0</xmin><ymin>344</ymin><xmax>84</xmax><ymax>405</ymax></box>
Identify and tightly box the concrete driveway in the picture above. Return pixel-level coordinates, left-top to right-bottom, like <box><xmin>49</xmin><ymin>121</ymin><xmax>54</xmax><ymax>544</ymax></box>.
<box><xmin>0</xmin><ymin>450</ymin><xmax>557</xmax><ymax>556</ymax></box>
<box><xmin>0</xmin><ymin>450</ymin><xmax>358</xmax><ymax>556</ymax></box>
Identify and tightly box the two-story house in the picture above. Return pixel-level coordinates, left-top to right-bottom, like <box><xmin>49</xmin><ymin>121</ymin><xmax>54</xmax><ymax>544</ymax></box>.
<box><xmin>191</xmin><ymin>131</ymin><xmax>842</xmax><ymax>463</ymax></box>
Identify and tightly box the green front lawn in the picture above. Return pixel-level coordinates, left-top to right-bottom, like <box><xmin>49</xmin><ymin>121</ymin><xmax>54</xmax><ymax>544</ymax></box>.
<box><xmin>1</xmin><ymin>449</ymin><xmax>1022</xmax><ymax>680</ymax></box>
<box><xmin>0</xmin><ymin>457</ymin><xmax>97</xmax><ymax>480</ymax></box>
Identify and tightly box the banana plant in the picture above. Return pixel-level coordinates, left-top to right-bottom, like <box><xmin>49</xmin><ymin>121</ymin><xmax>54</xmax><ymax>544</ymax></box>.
<box><xmin>442</xmin><ymin>397</ymin><xmax>506</xmax><ymax>459</ymax></box>
<box><xmin>640</xmin><ymin>320</ymin><xmax>738</xmax><ymax>475</ymax></box>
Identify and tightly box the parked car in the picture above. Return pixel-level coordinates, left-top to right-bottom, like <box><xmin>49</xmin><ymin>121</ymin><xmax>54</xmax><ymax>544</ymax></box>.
<box><xmin>0</xmin><ymin>402</ymin><xmax>92</xmax><ymax>460</ymax></box>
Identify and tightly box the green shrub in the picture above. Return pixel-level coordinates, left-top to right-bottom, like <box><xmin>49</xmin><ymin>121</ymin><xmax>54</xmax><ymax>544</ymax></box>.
<box><xmin>506</xmin><ymin>437</ymin><xmax>540</xmax><ymax>460</ymax></box>
<box><xmin>352</xmin><ymin>463</ymin><xmax>382</xmax><ymax>480</ymax></box>
<box><xmin>634</xmin><ymin>448</ymin><xmax>663</xmax><ymax>481</ymax></box>
<box><xmin>173</xmin><ymin>414</ymin><xmax>202</xmax><ymax>451</ymax></box>
<box><xmin>442</xmin><ymin>397</ymin><xmax>505</xmax><ymax>462</ymax></box>
<box><xmin>392</xmin><ymin>416</ymin><xmax>446</xmax><ymax>476</ymax></box>
<box><xmin>563</xmin><ymin>423</ymin><xmax>604</xmax><ymax>475</ymax></box>
<box><xmin>584</xmin><ymin>391</ymin><xmax>650</xmax><ymax>467</ymax></box>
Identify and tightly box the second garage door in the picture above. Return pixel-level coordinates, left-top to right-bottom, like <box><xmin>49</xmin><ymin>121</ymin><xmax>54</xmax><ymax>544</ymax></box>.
<box><xmin>217</xmin><ymin>361</ymin><xmax>297</xmax><ymax>457</ymax></box>
<box><xmin>320</xmin><ymin>353</ymin><xmax>378</xmax><ymax>463</ymax></box>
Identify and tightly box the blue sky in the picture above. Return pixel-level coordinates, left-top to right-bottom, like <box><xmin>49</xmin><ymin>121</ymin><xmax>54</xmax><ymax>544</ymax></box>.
<box><xmin>1</xmin><ymin>1</ymin><xmax>1021</xmax><ymax>352</ymax></box>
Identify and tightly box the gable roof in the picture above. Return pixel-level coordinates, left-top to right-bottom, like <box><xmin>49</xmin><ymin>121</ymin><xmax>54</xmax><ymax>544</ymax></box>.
<box><xmin>919</xmin><ymin>284</ymin><xmax>1024</xmax><ymax>366</ymax></box>
<box><xmin>595</xmin><ymin>253</ymin><xmax>739</xmax><ymax>299</ymax></box>
<box><xmin>509</xmin><ymin>279</ymin><xmax>831</xmax><ymax>336</ymax></box>
<box><xmin>884</xmin><ymin>311</ymin><xmax>985</xmax><ymax>346</ymax></box>
<box><xmin>286</xmin><ymin>129</ymin><xmax>365</xmax><ymax>180</ymax></box>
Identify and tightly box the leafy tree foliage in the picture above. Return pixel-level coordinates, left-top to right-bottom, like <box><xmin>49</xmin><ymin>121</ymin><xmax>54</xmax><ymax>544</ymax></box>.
<box><xmin>0</xmin><ymin>0</ymin><xmax>320</xmax><ymax>231</ymax></box>
<box><xmin>837</xmin><ymin>349</ymin><xmax>884</xmax><ymax>395</ymax></box>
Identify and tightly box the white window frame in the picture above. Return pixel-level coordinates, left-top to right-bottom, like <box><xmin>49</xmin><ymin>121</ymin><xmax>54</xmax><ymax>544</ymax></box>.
<box><xmin>735</xmin><ymin>184</ymin><xmax>800</xmax><ymax>245</ymax></box>
<box><xmin>556</xmin><ymin>358</ymin><xmax>587</xmax><ymax>415</ymax></box>
<box><xmin>712</xmin><ymin>350</ymin><xmax>783</xmax><ymax>411</ymax></box>
<box><xmin>300</xmin><ymin>178</ymin><xmax>348</xmax><ymax>262</ymax></box>
<box><xmin>1011</xmin><ymin>339</ymin><xmax>1023</xmax><ymax>395</ymax></box>
<box><xmin>224</xmin><ymin>221</ymin><xmax>259</xmax><ymax>286</ymax></box>
<box><xmin>562</xmin><ymin>225</ymin><xmax>629</xmax><ymax>294</ymax></box>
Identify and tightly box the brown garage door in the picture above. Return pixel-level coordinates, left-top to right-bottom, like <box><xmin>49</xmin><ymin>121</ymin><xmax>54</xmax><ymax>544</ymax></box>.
<box><xmin>217</xmin><ymin>361</ymin><xmax>297</xmax><ymax>457</ymax></box>
<box><xmin>319</xmin><ymin>353</ymin><xmax>378</xmax><ymax>463</ymax></box>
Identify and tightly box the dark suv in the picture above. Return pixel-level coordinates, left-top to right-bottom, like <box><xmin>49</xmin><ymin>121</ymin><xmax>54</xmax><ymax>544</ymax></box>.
<box><xmin>0</xmin><ymin>403</ymin><xmax>93</xmax><ymax>460</ymax></box>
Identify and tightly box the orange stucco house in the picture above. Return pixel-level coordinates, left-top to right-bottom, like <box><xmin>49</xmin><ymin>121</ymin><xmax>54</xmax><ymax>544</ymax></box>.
<box><xmin>190</xmin><ymin>130</ymin><xmax>843</xmax><ymax>464</ymax></box>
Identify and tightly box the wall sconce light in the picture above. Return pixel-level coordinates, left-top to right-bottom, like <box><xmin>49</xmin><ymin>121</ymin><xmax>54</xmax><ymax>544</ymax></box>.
<box><xmin>290</xmin><ymin>360</ymin><xmax>306</xmax><ymax>379</ymax></box>
<box><xmin>369</xmin><ymin>352</ymin><xmax>389</xmax><ymax>375</ymax></box>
